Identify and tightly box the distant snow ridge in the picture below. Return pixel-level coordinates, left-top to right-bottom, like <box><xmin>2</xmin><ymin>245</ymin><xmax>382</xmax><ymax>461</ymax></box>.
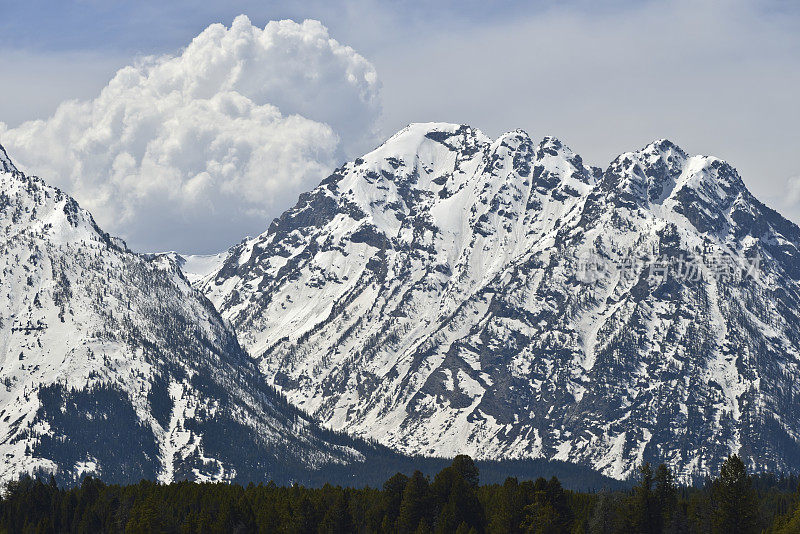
<box><xmin>198</xmin><ymin>123</ymin><xmax>800</xmax><ymax>481</ymax></box>
<box><xmin>0</xmin><ymin>145</ymin><xmax>367</xmax><ymax>485</ymax></box>
<box><xmin>160</xmin><ymin>252</ymin><xmax>228</xmax><ymax>286</ymax></box>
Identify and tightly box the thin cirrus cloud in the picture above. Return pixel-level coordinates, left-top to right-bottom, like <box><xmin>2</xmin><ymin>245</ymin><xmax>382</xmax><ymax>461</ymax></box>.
<box><xmin>0</xmin><ymin>15</ymin><xmax>380</xmax><ymax>254</ymax></box>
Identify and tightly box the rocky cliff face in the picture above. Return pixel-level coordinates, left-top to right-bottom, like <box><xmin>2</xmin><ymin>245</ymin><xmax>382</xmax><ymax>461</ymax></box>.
<box><xmin>0</xmin><ymin>146</ymin><xmax>367</xmax><ymax>485</ymax></box>
<box><xmin>198</xmin><ymin>123</ymin><xmax>800</xmax><ymax>480</ymax></box>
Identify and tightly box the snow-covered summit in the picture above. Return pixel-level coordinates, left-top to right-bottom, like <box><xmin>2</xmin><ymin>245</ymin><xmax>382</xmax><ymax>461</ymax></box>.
<box><xmin>0</xmin><ymin>153</ymin><xmax>371</xmax><ymax>485</ymax></box>
<box><xmin>196</xmin><ymin>124</ymin><xmax>800</xmax><ymax>481</ymax></box>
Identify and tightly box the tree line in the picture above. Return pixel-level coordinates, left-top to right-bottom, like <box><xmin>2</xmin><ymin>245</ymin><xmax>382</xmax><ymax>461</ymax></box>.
<box><xmin>0</xmin><ymin>454</ymin><xmax>798</xmax><ymax>533</ymax></box>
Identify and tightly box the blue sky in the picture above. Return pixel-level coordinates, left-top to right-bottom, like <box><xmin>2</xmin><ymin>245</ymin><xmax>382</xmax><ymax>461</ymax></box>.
<box><xmin>1</xmin><ymin>0</ymin><xmax>799</xmax><ymax>252</ymax></box>
<box><xmin>0</xmin><ymin>1</ymin><xmax>564</xmax><ymax>53</ymax></box>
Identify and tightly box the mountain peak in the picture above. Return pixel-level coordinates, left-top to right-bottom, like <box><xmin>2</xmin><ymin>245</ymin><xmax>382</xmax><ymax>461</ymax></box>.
<box><xmin>496</xmin><ymin>128</ymin><xmax>532</xmax><ymax>141</ymax></box>
<box><xmin>195</xmin><ymin>122</ymin><xmax>800</xmax><ymax>481</ymax></box>
<box><xmin>534</xmin><ymin>135</ymin><xmax>580</xmax><ymax>162</ymax></box>
<box><xmin>360</xmin><ymin>122</ymin><xmax>490</xmax><ymax>167</ymax></box>
<box><xmin>539</xmin><ymin>135</ymin><xmax>565</xmax><ymax>151</ymax></box>
<box><xmin>643</xmin><ymin>138</ymin><xmax>688</xmax><ymax>158</ymax></box>
<box><xmin>0</xmin><ymin>160</ymin><xmax>375</xmax><ymax>485</ymax></box>
<box><xmin>595</xmin><ymin>138</ymin><xmax>754</xmax><ymax>241</ymax></box>
<box><xmin>391</xmin><ymin>122</ymin><xmax>487</xmax><ymax>143</ymax></box>
<box><xmin>600</xmin><ymin>139</ymin><xmax>748</xmax><ymax>209</ymax></box>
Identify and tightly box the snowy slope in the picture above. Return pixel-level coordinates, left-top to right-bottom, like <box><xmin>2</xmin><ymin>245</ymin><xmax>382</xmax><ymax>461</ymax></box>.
<box><xmin>0</xmin><ymin>145</ymin><xmax>368</xmax><ymax>485</ymax></box>
<box><xmin>160</xmin><ymin>252</ymin><xmax>228</xmax><ymax>285</ymax></box>
<box><xmin>198</xmin><ymin>124</ymin><xmax>800</xmax><ymax>481</ymax></box>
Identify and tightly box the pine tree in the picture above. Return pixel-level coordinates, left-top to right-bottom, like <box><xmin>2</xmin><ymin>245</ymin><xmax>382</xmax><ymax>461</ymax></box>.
<box><xmin>383</xmin><ymin>472</ymin><xmax>410</xmax><ymax>529</ymax></box>
<box><xmin>588</xmin><ymin>491</ymin><xmax>617</xmax><ymax>534</ymax></box>
<box><xmin>487</xmin><ymin>477</ymin><xmax>526</xmax><ymax>534</ymax></box>
<box><xmin>711</xmin><ymin>455</ymin><xmax>759</xmax><ymax>534</ymax></box>
<box><xmin>521</xmin><ymin>477</ymin><xmax>573</xmax><ymax>534</ymax></box>
<box><xmin>451</xmin><ymin>455</ymin><xmax>480</xmax><ymax>488</ymax></box>
<box><xmin>663</xmin><ymin>506</ymin><xmax>691</xmax><ymax>534</ymax></box>
<box><xmin>655</xmin><ymin>463</ymin><xmax>678</xmax><ymax>530</ymax></box>
<box><xmin>289</xmin><ymin>494</ymin><xmax>317</xmax><ymax>534</ymax></box>
<box><xmin>775</xmin><ymin>500</ymin><xmax>800</xmax><ymax>534</ymax></box>
<box><xmin>521</xmin><ymin>501</ymin><xmax>559</xmax><ymax>534</ymax></box>
<box><xmin>632</xmin><ymin>462</ymin><xmax>661</xmax><ymax>533</ymax></box>
<box><xmin>398</xmin><ymin>471</ymin><xmax>431</xmax><ymax>534</ymax></box>
<box><xmin>414</xmin><ymin>518</ymin><xmax>433</xmax><ymax>534</ymax></box>
<box><xmin>431</xmin><ymin>457</ymin><xmax>484</xmax><ymax>533</ymax></box>
<box><xmin>434</xmin><ymin>476</ymin><xmax>483</xmax><ymax>533</ymax></box>
<box><xmin>318</xmin><ymin>491</ymin><xmax>353</xmax><ymax>534</ymax></box>
<box><xmin>544</xmin><ymin>477</ymin><xmax>572</xmax><ymax>529</ymax></box>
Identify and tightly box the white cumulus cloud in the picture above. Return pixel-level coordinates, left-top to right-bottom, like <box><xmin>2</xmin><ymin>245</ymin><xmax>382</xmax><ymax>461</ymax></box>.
<box><xmin>0</xmin><ymin>15</ymin><xmax>381</xmax><ymax>253</ymax></box>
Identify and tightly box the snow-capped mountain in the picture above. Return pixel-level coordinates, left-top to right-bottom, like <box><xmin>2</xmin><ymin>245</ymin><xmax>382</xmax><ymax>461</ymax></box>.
<box><xmin>198</xmin><ymin>123</ymin><xmax>800</xmax><ymax>481</ymax></box>
<box><xmin>0</xmin><ymin>145</ymin><xmax>371</xmax><ymax>485</ymax></box>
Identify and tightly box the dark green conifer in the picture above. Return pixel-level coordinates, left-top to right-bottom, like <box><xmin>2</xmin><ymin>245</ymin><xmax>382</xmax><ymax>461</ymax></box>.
<box><xmin>711</xmin><ymin>455</ymin><xmax>759</xmax><ymax>534</ymax></box>
<box><xmin>398</xmin><ymin>471</ymin><xmax>431</xmax><ymax>534</ymax></box>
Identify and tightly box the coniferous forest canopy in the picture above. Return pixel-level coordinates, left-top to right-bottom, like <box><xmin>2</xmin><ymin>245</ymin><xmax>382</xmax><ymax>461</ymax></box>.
<box><xmin>1</xmin><ymin>455</ymin><xmax>799</xmax><ymax>533</ymax></box>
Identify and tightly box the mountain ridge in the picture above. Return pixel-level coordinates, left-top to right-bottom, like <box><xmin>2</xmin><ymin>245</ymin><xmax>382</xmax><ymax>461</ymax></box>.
<box><xmin>0</xmin><ymin>145</ymin><xmax>377</xmax><ymax>485</ymax></box>
<box><xmin>196</xmin><ymin>122</ymin><xmax>800</xmax><ymax>481</ymax></box>
<box><xmin>0</xmin><ymin>138</ymin><xmax>627</xmax><ymax>488</ymax></box>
